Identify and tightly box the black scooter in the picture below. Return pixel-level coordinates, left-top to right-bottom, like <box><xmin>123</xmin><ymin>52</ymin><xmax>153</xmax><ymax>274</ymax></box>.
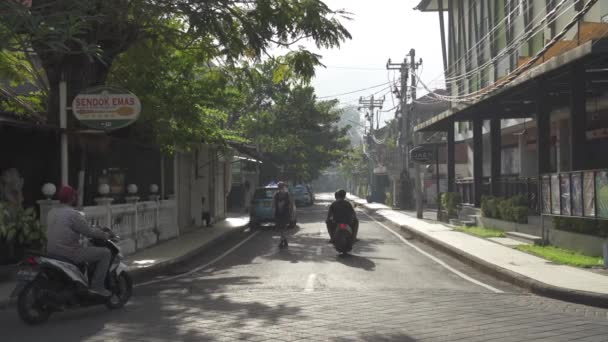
<box><xmin>328</xmin><ymin>221</ymin><xmax>355</xmax><ymax>255</ymax></box>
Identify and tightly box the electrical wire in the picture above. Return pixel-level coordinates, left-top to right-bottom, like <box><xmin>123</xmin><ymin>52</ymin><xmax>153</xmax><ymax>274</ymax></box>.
<box><xmin>316</xmin><ymin>81</ymin><xmax>391</xmax><ymax>99</ymax></box>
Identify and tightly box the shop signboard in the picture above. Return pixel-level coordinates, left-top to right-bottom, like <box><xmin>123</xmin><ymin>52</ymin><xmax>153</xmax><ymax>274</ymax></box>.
<box><xmin>409</xmin><ymin>146</ymin><xmax>435</xmax><ymax>164</ymax></box>
<box><xmin>72</xmin><ymin>86</ymin><xmax>141</xmax><ymax>131</ymax></box>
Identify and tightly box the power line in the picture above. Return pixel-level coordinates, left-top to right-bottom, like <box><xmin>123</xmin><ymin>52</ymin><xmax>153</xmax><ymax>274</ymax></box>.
<box><xmin>317</xmin><ymin>81</ymin><xmax>391</xmax><ymax>99</ymax></box>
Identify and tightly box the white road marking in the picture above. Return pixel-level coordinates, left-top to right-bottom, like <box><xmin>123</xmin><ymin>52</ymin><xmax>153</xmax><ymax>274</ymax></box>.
<box><xmin>362</xmin><ymin>212</ymin><xmax>504</xmax><ymax>294</ymax></box>
<box><xmin>304</xmin><ymin>273</ymin><xmax>317</xmax><ymax>292</ymax></box>
<box><xmin>135</xmin><ymin>231</ymin><xmax>260</xmax><ymax>287</ymax></box>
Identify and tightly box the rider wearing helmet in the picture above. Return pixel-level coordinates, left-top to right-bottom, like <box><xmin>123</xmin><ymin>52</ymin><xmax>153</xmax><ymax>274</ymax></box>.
<box><xmin>46</xmin><ymin>186</ymin><xmax>112</xmax><ymax>297</ymax></box>
<box><xmin>326</xmin><ymin>189</ymin><xmax>359</xmax><ymax>243</ymax></box>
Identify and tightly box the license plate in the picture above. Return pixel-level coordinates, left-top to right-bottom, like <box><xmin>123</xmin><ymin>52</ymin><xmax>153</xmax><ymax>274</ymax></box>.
<box><xmin>17</xmin><ymin>269</ymin><xmax>38</xmax><ymax>281</ymax></box>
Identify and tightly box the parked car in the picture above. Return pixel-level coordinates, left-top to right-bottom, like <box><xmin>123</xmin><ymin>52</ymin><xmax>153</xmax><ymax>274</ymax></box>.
<box><xmin>291</xmin><ymin>185</ymin><xmax>313</xmax><ymax>206</ymax></box>
<box><xmin>291</xmin><ymin>184</ymin><xmax>314</xmax><ymax>207</ymax></box>
<box><xmin>249</xmin><ymin>185</ymin><xmax>297</xmax><ymax>229</ymax></box>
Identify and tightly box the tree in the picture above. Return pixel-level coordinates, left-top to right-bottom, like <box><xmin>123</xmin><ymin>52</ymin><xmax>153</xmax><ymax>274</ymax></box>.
<box><xmin>105</xmin><ymin>27</ymin><xmax>241</xmax><ymax>152</ymax></box>
<box><xmin>0</xmin><ymin>0</ymin><xmax>351</xmax><ymax>124</ymax></box>
<box><xmin>234</xmin><ymin>63</ymin><xmax>351</xmax><ymax>182</ymax></box>
<box><xmin>337</xmin><ymin>105</ymin><xmax>364</xmax><ymax>146</ymax></box>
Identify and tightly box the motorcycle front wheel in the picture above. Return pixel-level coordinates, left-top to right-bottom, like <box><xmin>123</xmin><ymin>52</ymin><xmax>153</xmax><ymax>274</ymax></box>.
<box><xmin>106</xmin><ymin>272</ymin><xmax>133</xmax><ymax>309</ymax></box>
<box><xmin>17</xmin><ymin>279</ymin><xmax>52</xmax><ymax>325</ymax></box>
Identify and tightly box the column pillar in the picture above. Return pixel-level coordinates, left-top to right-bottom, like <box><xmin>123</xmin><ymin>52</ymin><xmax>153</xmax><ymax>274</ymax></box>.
<box><xmin>473</xmin><ymin>119</ymin><xmax>483</xmax><ymax>207</ymax></box>
<box><xmin>570</xmin><ymin>63</ymin><xmax>587</xmax><ymax>171</ymax></box>
<box><xmin>447</xmin><ymin>121</ymin><xmax>456</xmax><ymax>192</ymax></box>
<box><xmin>557</xmin><ymin>120</ymin><xmax>571</xmax><ymax>172</ymax></box>
<box><xmin>490</xmin><ymin>118</ymin><xmax>501</xmax><ymax>196</ymax></box>
<box><xmin>536</xmin><ymin>83</ymin><xmax>551</xmax><ymax>176</ymax></box>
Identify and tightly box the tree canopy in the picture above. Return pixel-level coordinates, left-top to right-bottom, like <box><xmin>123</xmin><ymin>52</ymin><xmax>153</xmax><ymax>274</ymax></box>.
<box><xmin>0</xmin><ymin>0</ymin><xmax>351</xmax><ymax>122</ymax></box>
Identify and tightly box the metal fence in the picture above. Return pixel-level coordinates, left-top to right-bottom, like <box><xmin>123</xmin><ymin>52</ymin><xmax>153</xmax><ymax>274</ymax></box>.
<box><xmin>455</xmin><ymin>177</ymin><xmax>538</xmax><ymax>214</ymax></box>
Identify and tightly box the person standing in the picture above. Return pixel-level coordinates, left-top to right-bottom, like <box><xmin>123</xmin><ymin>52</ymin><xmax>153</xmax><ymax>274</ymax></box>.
<box><xmin>273</xmin><ymin>182</ymin><xmax>292</xmax><ymax>248</ymax></box>
<box><xmin>201</xmin><ymin>196</ymin><xmax>212</xmax><ymax>227</ymax></box>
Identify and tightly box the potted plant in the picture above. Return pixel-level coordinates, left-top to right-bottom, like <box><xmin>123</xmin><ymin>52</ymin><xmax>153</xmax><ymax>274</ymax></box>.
<box><xmin>0</xmin><ymin>203</ymin><xmax>46</xmax><ymax>263</ymax></box>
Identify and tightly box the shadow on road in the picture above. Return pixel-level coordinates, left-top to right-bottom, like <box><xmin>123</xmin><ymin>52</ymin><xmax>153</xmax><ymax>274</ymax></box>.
<box><xmin>335</xmin><ymin>253</ymin><xmax>376</xmax><ymax>271</ymax></box>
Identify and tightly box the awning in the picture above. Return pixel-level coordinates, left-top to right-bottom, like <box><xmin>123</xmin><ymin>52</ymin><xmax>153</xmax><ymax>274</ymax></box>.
<box><xmin>228</xmin><ymin>142</ymin><xmax>264</xmax><ymax>164</ymax></box>
<box><xmin>415</xmin><ymin>39</ymin><xmax>608</xmax><ymax>132</ymax></box>
<box><xmin>414</xmin><ymin>0</ymin><xmax>450</xmax><ymax>12</ymax></box>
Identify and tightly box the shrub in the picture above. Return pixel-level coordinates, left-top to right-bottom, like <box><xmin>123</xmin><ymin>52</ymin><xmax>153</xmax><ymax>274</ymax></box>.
<box><xmin>482</xmin><ymin>195</ymin><xmax>529</xmax><ymax>224</ymax></box>
<box><xmin>0</xmin><ymin>203</ymin><xmax>46</xmax><ymax>252</ymax></box>
<box><xmin>553</xmin><ymin>216</ymin><xmax>608</xmax><ymax>237</ymax></box>
<box><xmin>512</xmin><ymin>206</ymin><xmax>529</xmax><ymax>224</ymax></box>
<box><xmin>441</xmin><ymin>192</ymin><xmax>461</xmax><ymax>216</ymax></box>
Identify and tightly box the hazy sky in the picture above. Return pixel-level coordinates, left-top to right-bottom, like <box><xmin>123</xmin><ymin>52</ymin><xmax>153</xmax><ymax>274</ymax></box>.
<box><xmin>296</xmin><ymin>0</ymin><xmax>446</xmax><ymax>125</ymax></box>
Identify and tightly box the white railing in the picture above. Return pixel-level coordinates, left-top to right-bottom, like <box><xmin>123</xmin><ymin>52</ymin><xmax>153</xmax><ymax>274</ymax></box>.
<box><xmin>39</xmin><ymin>198</ymin><xmax>178</xmax><ymax>255</ymax></box>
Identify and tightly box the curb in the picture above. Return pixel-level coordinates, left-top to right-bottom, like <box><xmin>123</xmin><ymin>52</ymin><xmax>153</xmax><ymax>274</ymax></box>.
<box><xmin>358</xmin><ymin>203</ymin><xmax>608</xmax><ymax>309</ymax></box>
<box><xmin>0</xmin><ymin>223</ymin><xmax>250</xmax><ymax>311</ymax></box>
<box><xmin>129</xmin><ymin>224</ymin><xmax>250</xmax><ymax>281</ymax></box>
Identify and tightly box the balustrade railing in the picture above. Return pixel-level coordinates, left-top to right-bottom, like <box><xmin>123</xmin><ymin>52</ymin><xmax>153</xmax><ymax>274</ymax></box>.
<box><xmin>40</xmin><ymin>198</ymin><xmax>178</xmax><ymax>255</ymax></box>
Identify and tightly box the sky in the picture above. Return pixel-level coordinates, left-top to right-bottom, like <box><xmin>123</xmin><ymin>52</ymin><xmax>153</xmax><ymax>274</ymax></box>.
<box><xmin>293</xmin><ymin>0</ymin><xmax>447</xmax><ymax>127</ymax></box>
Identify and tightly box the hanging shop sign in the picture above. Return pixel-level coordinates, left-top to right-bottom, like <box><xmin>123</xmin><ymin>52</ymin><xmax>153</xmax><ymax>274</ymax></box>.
<box><xmin>409</xmin><ymin>146</ymin><xmax>435</xmax><ymax>164</ymax></box>
<box><xmin>72</xmin><ymin>86</ymin><xmax>141</xmax><ymax>131</ymax></box>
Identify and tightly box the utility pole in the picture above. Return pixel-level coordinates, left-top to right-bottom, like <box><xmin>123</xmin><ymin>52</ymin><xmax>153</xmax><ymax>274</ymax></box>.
<box><xmin>387</xmin><ymin>57</ymin><xmax>409</xmax><ymax>208</ymax></box>
<box><xmin>359</xmin><ymin>94</ymin><xmax>385</xmax><ymax>202</ymax></box>
<box><xmin>408</xmin><ymin>48</ymin><xmax>424</xmax><ymax>219</ymax></box>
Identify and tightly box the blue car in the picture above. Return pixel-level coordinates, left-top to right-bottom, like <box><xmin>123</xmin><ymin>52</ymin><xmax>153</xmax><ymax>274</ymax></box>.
<box><xmin>291</xmin><ymin>184</ymin><xmax>314</xmax><ymax>207</ymax></box>
<box><xmin>249</xmin><ymin>186</ymin><xmax>297</xmax><ymax>229</ymax></box>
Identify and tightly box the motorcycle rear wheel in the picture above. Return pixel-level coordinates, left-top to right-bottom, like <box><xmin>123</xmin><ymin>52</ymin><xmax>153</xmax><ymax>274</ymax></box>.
<box><xmin>106</xmin><ymin>272</ymin><xmax>133</xmax><ymax>309</ymax></box>
<box><xmin>17</xmin><ymin>280</ymin><xmax>52</xmax><ymax>325</ymax></box>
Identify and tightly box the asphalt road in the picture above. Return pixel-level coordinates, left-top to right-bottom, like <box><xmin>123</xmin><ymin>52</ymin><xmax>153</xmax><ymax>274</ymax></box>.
<box><xmin>2</xmin><ymin>195</ymin><xmax>608</xmax><ymax>341</ymax></box>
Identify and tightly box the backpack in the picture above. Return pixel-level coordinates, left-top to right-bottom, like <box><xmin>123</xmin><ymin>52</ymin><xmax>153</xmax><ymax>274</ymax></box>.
<box><xmin>275</xmin><ymin>191</ymin><xmax>290</xmax><ymax>215</ymax></box>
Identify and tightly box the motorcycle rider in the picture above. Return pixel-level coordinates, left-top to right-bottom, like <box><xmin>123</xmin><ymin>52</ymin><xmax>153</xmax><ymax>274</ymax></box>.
<box><xmin>326</xmin><ymin>189</ymin><xmax>359</xmax><ymax>243</ymax></box>
<box><xmin>46</xmin><ymin>186</ymin><xmax>112</xmax><ymax>297</ymax></box>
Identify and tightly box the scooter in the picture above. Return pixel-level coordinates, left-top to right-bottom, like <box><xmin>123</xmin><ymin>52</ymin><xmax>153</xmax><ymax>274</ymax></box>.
<box><xmin>11</xmin><ymin>226</ymin><xmax>132</xmax><ymax>325</ymax></box>
<box><xmin>331</xmin><ymin>222</ymin><xmax>354</xmax><ymax>255</ymax></box>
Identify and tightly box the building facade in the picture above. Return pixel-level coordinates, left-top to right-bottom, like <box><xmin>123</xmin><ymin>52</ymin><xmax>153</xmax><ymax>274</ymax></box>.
<box><xmin>415</xmin><ymin>0</ymin><xmax>608</xmax><ymax>219</ymax></box>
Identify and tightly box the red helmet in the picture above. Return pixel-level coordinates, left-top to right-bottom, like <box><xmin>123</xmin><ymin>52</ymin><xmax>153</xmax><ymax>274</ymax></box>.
<box><xmin>57</xmin><ymin>185</ymin><xmax>77</xmax><ymax>204</ymax></box>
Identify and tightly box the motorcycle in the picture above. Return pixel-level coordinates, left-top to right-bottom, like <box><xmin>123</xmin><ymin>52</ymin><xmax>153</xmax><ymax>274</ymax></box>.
<box><xmin>11</xmin><ymin>226</ymin><xmax>133</xmax><ymax>325</ymax></box>
<box><xmin>330</xmin><ymin>222</ymin><xmax>355</xmax><ymax>255</ymax></box>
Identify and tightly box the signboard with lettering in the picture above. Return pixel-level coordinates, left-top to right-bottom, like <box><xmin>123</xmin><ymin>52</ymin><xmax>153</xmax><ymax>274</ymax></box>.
<box><xmin>72</xmin><ymin>86</ymin><xmax>141</xmax><ymax>130</ymax></box>
<box><xmin>410</xmin><ymin>146</ymin><xmax>435</xmax><ymax>164</ymax></box>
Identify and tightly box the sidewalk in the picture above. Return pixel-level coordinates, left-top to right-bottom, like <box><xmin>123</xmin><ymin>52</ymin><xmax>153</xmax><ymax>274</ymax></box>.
<box><xmin>0</xmin><ymin>214</ymin><xmax>250</xmax><ymax>310</ymax></box>
<box><xmin>349</xmin><ymin>194</ymin><xmax>608</xmax><ymax>308</ymax></box>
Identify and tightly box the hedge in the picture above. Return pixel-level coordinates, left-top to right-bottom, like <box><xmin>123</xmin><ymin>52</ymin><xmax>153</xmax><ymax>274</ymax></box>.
<box><xmin>481</xmin><ymin>195</ymin><xmax>528</xmax><ymax>224</ymax></box>
<box><xmin>553</xmin><ymin>217</ymin><xmax>608</xmax><ymax>237</ymax></box>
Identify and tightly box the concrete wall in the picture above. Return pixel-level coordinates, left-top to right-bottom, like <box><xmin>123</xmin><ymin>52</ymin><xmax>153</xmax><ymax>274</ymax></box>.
<box><xmin>478</xmin><ymin>216</ymin><xmax>606</xmax><ymax>257</ymax></box>
<box><xmin>177</xmin><ymin>144</ymin><xmax>232</xmax><ymax>231</ymax></box>
<box><xmin>548</xmin><ymin>228</ymin><xmax>607</xmax><ymax>257</ymax></box>
<box><xmin>477</xmin><ymin>216</ymin><xmax>541</xmax><ymax>237</ymax></box>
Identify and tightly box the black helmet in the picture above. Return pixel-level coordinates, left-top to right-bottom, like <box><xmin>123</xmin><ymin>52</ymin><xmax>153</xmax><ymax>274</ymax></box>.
<box><xmin>335</xmin><ymin>189</ymin><xmax>346</xmax><ymax>199</ymax></box>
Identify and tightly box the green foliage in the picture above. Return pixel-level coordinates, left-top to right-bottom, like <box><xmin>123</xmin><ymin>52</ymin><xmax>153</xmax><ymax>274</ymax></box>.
<box><xmin>0</xmin><ymin>50</ymin><xmax>47</xmax><ymax>116</ymax></box>
<box><xmin>553</xmin><ymin>217</ymin><xmax>608</xmax><ymax>237</ymax></box>
<box><xmin>441</xmin><ymin>192</ymin><xmax>461</xmax><ymax>216</ymax></box>
<box><xmin>455</xmin><ymin>226</ymin><xmax>506</xmax><ymax>238</ymax></box>
<box><xmin>107</xmin><ymin>33</ymin><xmax>241</xmax><ymax>151</ymax></box>
<box><xmin>515</xmin><ymin>245</ymin><xmax>603</xmax><ymax>268</ymax></box>
<box><xmin>1</xmin><ymin>0</ymin><xmax>350</xmax><ymax>98</ymax></box>
<box><xmin>385</xmin><ymin>191</ymin><xmax>393</xmax><ymax>207</ymax></box>
<box><xmin>235</xmin><ymin>68</ymin><xmax>351</xmax><ymax>182</ymax></box>
<box><xmin>481</xmin><ymin>195</ymin><xmax>528</xmax><ymax>224</ymax></box>
<box><xmin>0</xmin><ymin>203</ymin><xmax>46</xmax><ymax>250</ymax></box>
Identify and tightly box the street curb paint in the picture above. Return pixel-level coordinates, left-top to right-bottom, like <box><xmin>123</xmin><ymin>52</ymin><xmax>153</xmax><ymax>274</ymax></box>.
<box><xmin>354</xmin><ymin>201</ymin><xmax>608</xmax><ymax>309</ymax></box>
